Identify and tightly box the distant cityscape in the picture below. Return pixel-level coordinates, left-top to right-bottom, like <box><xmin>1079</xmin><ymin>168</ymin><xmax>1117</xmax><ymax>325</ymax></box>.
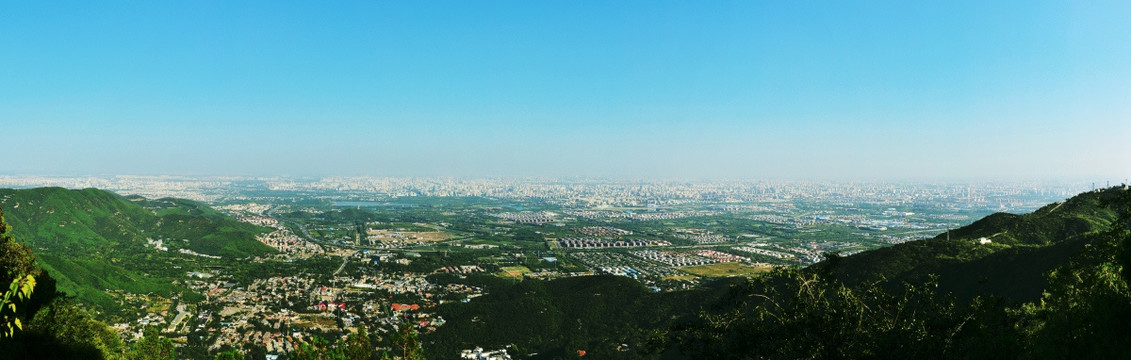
<box><xmin>0</xmin><ymin>175</ymin><xmax>1094</xmax><ymax>209</ymax></box>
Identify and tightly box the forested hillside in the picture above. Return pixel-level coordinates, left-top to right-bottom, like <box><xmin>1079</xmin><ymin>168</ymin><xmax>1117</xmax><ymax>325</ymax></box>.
<box><xmin>0</xmin><ymin>187</ymin><xmax>274</xmax><ymax>313</ymax></box>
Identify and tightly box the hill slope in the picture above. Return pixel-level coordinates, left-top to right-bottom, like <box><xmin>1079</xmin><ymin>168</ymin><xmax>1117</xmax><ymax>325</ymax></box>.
<box><xmin>0</xmin><ymin>187</ymin><xmax>275</xmax><ymax>313</ymax></box>
<box><xmin>816</xmin><ymin>187</ymin><xmax>1123</xmax><ymax>303</ymax></box>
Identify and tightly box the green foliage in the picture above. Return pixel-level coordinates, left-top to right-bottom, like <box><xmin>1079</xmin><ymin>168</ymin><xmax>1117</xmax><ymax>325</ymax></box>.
<box><xmin>213</xmin><ymin>348</ymin><xmax>243</xmax><ymax>360</ymax></box>
<box><xmin>0</xmin><ymin>205</ymin><xmax>39</xmax><ymax>339</ymax></box>
<box><xmin>0</xmin><ymin>206</ymin><xmax>38</xmax><ymax>286</ymax></box>
<box><xmin>511</xmin><ymin>228</ymin><xmax>544</xmax><ymax>242</ymax></box>
<box><xmin>426</xmin><ymin>275</ymin><xmax>690</xmax><ymax>359</ymax></box>
<box><xmin>0</xmin><ymin>298</ymin><xmax>128</xmax><ymax>359</ymax></box>
<box><xmin>345</xmin><ymin>325</ymin><xmax>374</xmax><ymax>360</ymax></box>
<box><xmin>384</xmin><ymin>322</ymin><xmax>425</xmax><ymax>360</ymax></box>
<box><xmin>1009</xmin><ymin>189</ymin><xmax>1131</xmax><ymax>359</ymax></box>
<box><xmin>673</xmin><ymin>268</ymin><xmax>976</xmax><ymax>359</ymax></box>
<box><xmin>291</xmin><ymin>335</ymin><xmax>345</xmax><ymax>360</ymax></box>
<box><xmin>26</xmin><ymin>299</ymin><xmax>126</xmax><ymax>359</ymax></box>
<box><xmin>0</xmin><ymin>274</ymin><xmax>35</xmax><ymax>338</ymax></box>
<box><xmin>129</xmin><ymin>327</ymin><xmax>177</xmax><ymax>360</ymax></box>
<box><xmin>290</xmin><ymin>326</ymin><xmax>382</xmax><ymax>360</ymax></box>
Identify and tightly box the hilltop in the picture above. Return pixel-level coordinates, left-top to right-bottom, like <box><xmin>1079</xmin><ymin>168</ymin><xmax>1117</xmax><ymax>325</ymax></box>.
<box><xmin>0</xmin><ymin>187</ymin><xmax>274</xmax><ymax>313</ymax></box>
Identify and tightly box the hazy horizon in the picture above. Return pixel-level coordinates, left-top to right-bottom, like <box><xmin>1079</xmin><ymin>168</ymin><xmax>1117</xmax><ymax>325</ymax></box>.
<box><xmin>3</xmin><ymin>2</ymin><xmax>1129</xmax><ymax>180</ymax></box>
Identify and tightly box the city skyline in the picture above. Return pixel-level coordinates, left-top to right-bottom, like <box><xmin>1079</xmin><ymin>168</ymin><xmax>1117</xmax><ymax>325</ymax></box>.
<box><xmin>2</xmin><ymin>1</ymin><xmax>1129</xmax><ymax>180</ymax></box>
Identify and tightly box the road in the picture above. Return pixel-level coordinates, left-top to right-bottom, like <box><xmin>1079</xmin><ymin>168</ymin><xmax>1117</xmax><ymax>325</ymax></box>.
<box><xmin>332</xmin><ymin>254</ymin><xmax>349</xmax><ymax>276</ymax></box>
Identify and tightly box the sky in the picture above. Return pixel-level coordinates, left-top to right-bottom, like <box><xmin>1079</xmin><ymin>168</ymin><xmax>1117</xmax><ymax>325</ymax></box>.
<box><xmin>2</xmin><ymin>1</ymin><xmax>1129</xmax><ymax>181</ymax></box>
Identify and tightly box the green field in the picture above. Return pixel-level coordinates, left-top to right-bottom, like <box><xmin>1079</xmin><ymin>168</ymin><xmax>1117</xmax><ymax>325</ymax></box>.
<box><xmin>680</xmin><ymin>262</ymin><xmax>772</xmax><ymax>277</ymax></box>
<box><xmin>498</xmin><ymin>266</ymin><xmax>532</xmax><ymax>279</ymax></box>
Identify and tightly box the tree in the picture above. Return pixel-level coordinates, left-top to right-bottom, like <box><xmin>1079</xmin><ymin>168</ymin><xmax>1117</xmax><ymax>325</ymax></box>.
<box><xmin>0</xmin><ymin>206</ymin><xmax>36</xmax><ymax>338</ymax></box>
<box><xmin>0</xmin><ymin>206</ymin><xmax>37</xmax><ymax>283</ymax></box>
<box><xmin>290</xmin><ymin>335</ymin><xmax>344</xmax><ymax>360</ymax></box>
<box><xmin>382</xmin><ymin>321</ymin><xmax>426</xmax><ymax>360</ymax></box>
<box><xmin>343</xmin><ymin>325</ymin><xmax>373</xmax><ymax>360</ymax></box>
<box><xmin>673</xmin><ymin>267</ymin><xmax>971</xmax><ymax>359</ymax></box>
<box><xmin>288</xmin><ymin>325</ymin><xmax>378</xmax><ymax>360</ymax></box>
<box><xmin>213</xmin><ymin>347</ymin><xmax>243</xmax><ymax>360</ymax></box>
<box><xmin>0</xmin><ymin>274</ymin><xmax>34</xmax><ymax>338</ymax></box>
<box><xmin>245</xmin><ymin>345</ymin><xmax>267</xmax><ymax>360</ymax></box>
<box><xmin>130</xmin><ymin>327</ymin><xmax>177</xmax><ymax>360</ymax></box>
<box><xmin>1015</xmin><ymin>187</ymin><xmax>1131</xmax><ymax>359</ymax></box>
<box><xmin>26</xmin><ymin>298</ymin><xmax>126</xmax><ymax>359</ymax></box>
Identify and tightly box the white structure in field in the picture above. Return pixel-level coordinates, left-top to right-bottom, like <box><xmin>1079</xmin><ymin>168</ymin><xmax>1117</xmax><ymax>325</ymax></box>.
<box><xmin>461</xmin><ymin>347</ymin><xmax>512</xmax><ymax>360</ymax></box>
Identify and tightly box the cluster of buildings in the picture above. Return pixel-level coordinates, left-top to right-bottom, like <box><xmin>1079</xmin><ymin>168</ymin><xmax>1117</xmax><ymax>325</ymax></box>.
<box><xmin>145</xmin><ymin>237</ymin><xmax>169</xmax><ymax>251</ymax></box>
<box><xmin>574</xmin><ymin>226</ymin><xmax>632</xmax><ymax>237</ymax></box>
<box><xmin>695</xmin><ymin>250</ymin><xmax>749</xmax><ymax>263</ymax></box>
<box><xmin>173</xmin><ymin>264</ymin><xmax>461</xmax><ymax>357</ymax></box>
<box><xmin>597</xmin><ymin>266</ymin><xmax>642</xmax><ymax>279</ymax></box>
<box><xmin>433</xmin><ymin>265</ymin><xmax>485</xmax><ymax>274</ymax></box>
<box><xmin>569</xmin><ymin>252</ymin><xmax>687</xmax><ymax>281</ymax></box>
<box><xmin>491</xmin><ymin>211</ymin><xmax>557</xmax><ymax>224</ymax></box>
<box><xmin>746</xmin><ymin>214</ymin><xmax>792</xmax><ymax>225</ymax></box>
<box><xmin>179</xmin><ymin>248</ymin><xmax>221</xmax><ymax>259</ymax></box>
<box><xmin>733</xmin><ymin>245</ymin><xmax>794</xmax><ymax>259</ymax></box>
<box><xmin>566</xmin><ymin>210</ymin><xmax>714</xmax><ymax>221</ymax></box>
<box><xmin>217</xmin><ymin>202</ymin><xmax>273</xmax><ymax>215</ymax></box>
<box><xmin>239</xmin><ymin>216</ymin><xmax>279</xmax><ymax>227</ymax></box>
<box><xmin>630</xmin><ymin>250</ymin><xmax>716</xmax><ymax>267</ymax></box>
<box><xmin>256</xmin><ymin>228</ymin><xmax>324</xmax><ymax>255</ymax></box>
<box><xmin>876</xmin><ymin>234</ymin><xmax>926</xmax><ymax>245</ymax></box>
<box><xmin>176</xmin><ymin>275</ymin><xmax>351</xmax><ymax>356</ymax></box>
<box><xmin>555</xmin><ymin>238</ymin><xmax>667</xmax><ymax>249</ymax></box>
<box><xmin>671</xmin><ymin>229</ymin><xmax>732</xmax><ymax>244</ymax></box>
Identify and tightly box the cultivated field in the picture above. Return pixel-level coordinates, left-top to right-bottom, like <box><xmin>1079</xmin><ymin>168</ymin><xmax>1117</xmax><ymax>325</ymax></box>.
<box><xmin>680</xmin><ymin>262</ymin><xmax>772</xmax><ymax>277</ymax></box>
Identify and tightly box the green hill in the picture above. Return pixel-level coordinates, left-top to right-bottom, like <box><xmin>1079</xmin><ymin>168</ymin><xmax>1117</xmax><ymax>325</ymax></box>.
<box><xmin>0</xmin><ymin>187</ymin><xmax>275</xmax><ymax>314</ymax></box>
<box><xmin>816</xmin><ymin>187</ymin><xmax>1123</xmax><ymax>304</ymax></box>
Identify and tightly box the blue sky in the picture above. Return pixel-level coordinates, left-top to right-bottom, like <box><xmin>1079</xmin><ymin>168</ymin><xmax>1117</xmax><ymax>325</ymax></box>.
<box><xmin>2</xmin><ymin>1</ymin><xmax>1129</xmax><ymax>180</ymax></box>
